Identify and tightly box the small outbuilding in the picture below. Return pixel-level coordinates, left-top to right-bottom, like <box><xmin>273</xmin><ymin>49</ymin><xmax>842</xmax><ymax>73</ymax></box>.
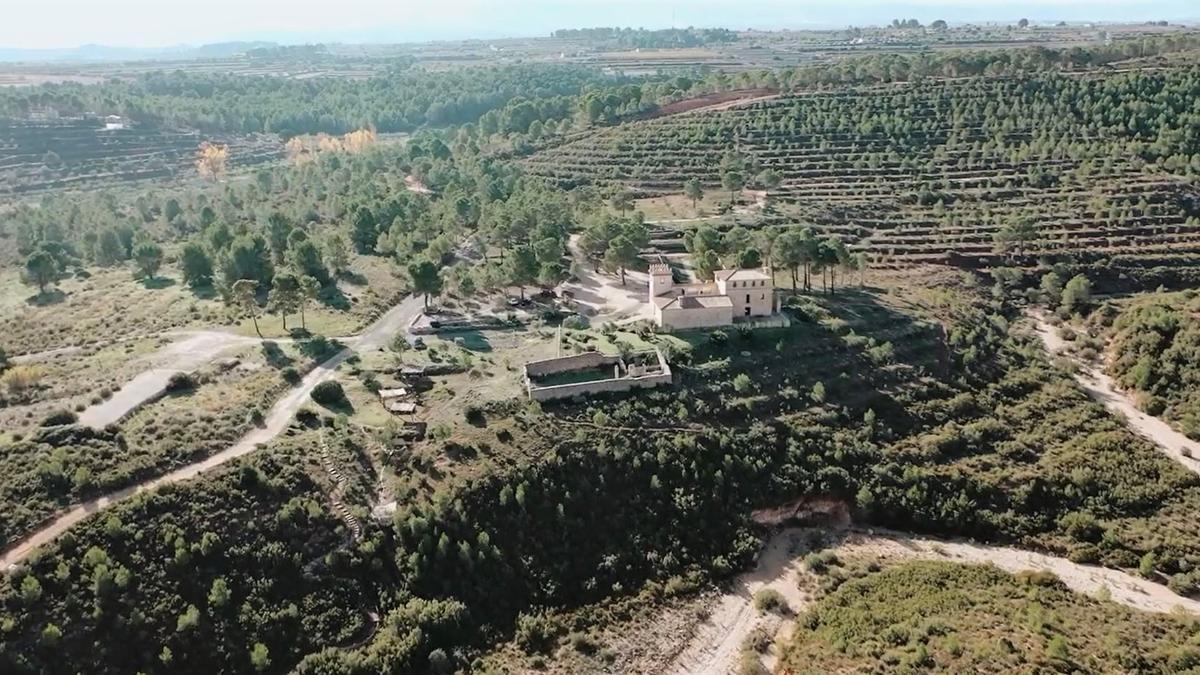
<box><xmin>385</xmin><ymin>400</ymin><xmax>418</xmax><ymax>414</ymax></box>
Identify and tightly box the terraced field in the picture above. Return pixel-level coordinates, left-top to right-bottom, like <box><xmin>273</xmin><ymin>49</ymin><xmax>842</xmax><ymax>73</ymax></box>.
<box><xmin>0</xmin><ymin>119</ymin><xmax>282</xmax><ymax>194</ymax></box>
<box><xmin>526</xmin><ymin>65</ymin><xmax>1200</xmax><ymax>284</ymax></box>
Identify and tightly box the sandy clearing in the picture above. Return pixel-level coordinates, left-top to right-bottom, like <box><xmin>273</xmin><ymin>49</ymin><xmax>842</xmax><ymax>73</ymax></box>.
<box><xmin>659</xmin><ymin>92</ymin><xmax>782</xmax><ymax>119</ymax></box>
<box><xmin>1</xmin><ymin>296</ymin><xmax>423</xmax><ymax>570</ymax></box>
<box><xmin>559</xmin><ymin>234</ymin><xmax>653</xmax><ymax>325</ymax></box>
<box><xmin>1030</xmin><ymin>311</ymin><xmax>1200</xmax><ymax>477</ymax></box>
<box><xmin>666</xmin><ymin>527</ymin><xmax>1200</xmax><ymax>675</ymax></box>
<box><xmin>665</xmin><ymin>529</ymin><xmax>810</xmax><ymax>675</ymax></box>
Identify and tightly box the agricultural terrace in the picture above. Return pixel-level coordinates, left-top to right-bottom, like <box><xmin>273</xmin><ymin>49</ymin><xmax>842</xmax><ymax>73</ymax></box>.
<box><xmin>526</xmin><ymin>64</ymin><xmax>1200</xmax><ymax>286</ymax></box>
<box><xmin>0</xmin><ymin>119</ymin><xmax>282</xmax><ymax>196</ymax></box>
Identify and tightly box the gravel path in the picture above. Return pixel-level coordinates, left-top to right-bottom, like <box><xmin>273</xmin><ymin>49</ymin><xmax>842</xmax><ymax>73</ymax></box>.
<box><xmin>668</xmin><ymin>527</ymin><xmax>1200</xmax><ymax>675</ymax></box>
<box><xmin>76</xmin><ymin>331</ymin><xmax>263</xmax><ymax>428</ymax></box>
<box><xmin>2</xmin><ymin>296</ymin><xmax>423</xmax><ymax>570</ymax></box>
<box><xmin>1030</xmin><ymin>311</ymin><xmax>1200</xmax><ymax>476</ymax></box>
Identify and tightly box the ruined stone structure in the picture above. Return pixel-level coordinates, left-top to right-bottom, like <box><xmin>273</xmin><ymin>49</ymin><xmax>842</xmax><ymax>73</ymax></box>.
<box><xmin>523</xmin><ymin>349</ymin><xmax>672</xmax><ymax>402</ymax></box>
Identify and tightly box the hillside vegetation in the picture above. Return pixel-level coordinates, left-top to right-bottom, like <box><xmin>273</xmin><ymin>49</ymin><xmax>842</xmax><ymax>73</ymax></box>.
<box><xmin>527</xmin><ymin>63</ymin><xmax>1200</xmax><ymax>286</ymax></box>
<box><xmin>0</xmin><ymin>430</ymin><xmax>377</xmax><ymax>674</ymax></box>
<box><xmin>5</xmin><ymin>37</ymin><xmax>1200</xmax><ymax>675</ymax></box>
<box><xmin>1104</xmin><ymin>290</ymin><xmax>1200</xmax><ymax>438</ymax></box>
<box><xmin>7</xmin><ymin>273</ymin><xmax>1200</xmax><ymax>673</ymax></box>
<box><xmin>780</xmin><ymin>560</ymin><xmax>1199</xmax><ymax>674</ymax></box>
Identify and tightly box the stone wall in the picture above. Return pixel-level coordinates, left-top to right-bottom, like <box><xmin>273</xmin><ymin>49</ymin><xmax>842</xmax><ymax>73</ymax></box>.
<box><xmin>525</xmin><ymin>349</ymin><xmax>672</xmax><ymax>402</ymax></box>
<box><xmin>658</xmin><ymin>305</ymin><xmax>733</xmax><ymax>331</ymax></box>
<box><xmin>727</xmin><ymin>288</ymin><xmax>775</xmax><ymax>318</ymax></box>
<box><xmin>524</xmin><ymin>351</ymin><xmax>619</xmax><ymax>377</ymax></box>
<box><xmin>528</xmin><ymin>371</ymin><xmax>672</xmax><ymax>402</ymax></box>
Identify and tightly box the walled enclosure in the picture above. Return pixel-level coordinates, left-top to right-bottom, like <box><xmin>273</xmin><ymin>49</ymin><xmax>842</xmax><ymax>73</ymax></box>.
<box><xmin>524</xmin><ymin>349</ymin><xmax>672</xmax><ymax>402</ymax></box>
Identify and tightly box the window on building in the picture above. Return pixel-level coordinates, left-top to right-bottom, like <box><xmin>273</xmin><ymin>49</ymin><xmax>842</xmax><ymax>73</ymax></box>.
<box><xmin>745</xmin><ymin>294</ymin><xmax>750</xmax><ymax>303</ymax></box>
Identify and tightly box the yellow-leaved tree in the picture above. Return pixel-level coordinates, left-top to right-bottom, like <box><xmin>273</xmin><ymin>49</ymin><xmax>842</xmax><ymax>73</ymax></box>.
<box><xmin>196</xmin><ymin>141</ymin><xmax>230</xmax><ymax>181</ymax></box>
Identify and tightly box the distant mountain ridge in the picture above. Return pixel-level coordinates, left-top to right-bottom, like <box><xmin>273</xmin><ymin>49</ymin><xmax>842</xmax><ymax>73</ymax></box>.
<box><xmin>0</xmin><ymin>41</ymin><xmax>278</xmax><ymax>63</ymax></box>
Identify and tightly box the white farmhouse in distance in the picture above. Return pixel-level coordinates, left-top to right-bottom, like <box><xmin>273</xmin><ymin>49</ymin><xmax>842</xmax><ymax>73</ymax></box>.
<box><xmin>648</xmin><ymin>263</ymin><xmax>780</xmax><ymax>331</ymax></box>
<box><xmin>104</xmin><ymin>115</ymin><xmax>126</xmax><ymax>130</ymax></box>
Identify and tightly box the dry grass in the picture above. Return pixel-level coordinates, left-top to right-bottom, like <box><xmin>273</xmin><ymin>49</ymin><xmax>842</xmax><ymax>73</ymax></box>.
<box><xmin>0</xmin><ymin>264</ymin><xmax>223</xmax><ymax>355</ymax></box>
<box><xmin>633</xmin><ymin>192</ymin><xmax>734</xmax><ymax>221</ymax></box>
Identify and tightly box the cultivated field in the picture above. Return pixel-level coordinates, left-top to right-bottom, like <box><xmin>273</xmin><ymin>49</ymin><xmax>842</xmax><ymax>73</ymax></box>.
<box><xmin>526</xmin><ymin>64</ymin><xmax>1200</xmax><ymax>286</ymax></box>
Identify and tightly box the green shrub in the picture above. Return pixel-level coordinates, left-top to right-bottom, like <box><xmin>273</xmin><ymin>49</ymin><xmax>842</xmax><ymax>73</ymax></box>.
<box><xmin>567</xmin><ymin>631</ymin><xmax>597</xmax><ymax>654</ymax></box>
<box><xmin>753</xmin><ymin>588</ymin><xmax>788</xmax><ymax>614</ymax></box>
<box><xmin>40</xmin><ymin>409</ymin><xmax>78</xmax><ymax>427</ymax></box>
<box><xmin>804</xmin><ymin>551</ymin><xmax>839</xmax><ymax>574</ymax></box>
<box><xmin>515</xmin><ymin>610</ymin><xmax>564</xmax><ymax>654</ymax></box>
<box><xmin>737</xmin><ymin>650</ymin><xmax>768</xmax><ymax>675</ymax></box>
<box><xmin>165</xmin><ymin>372</ymin><xmax>196</xmax><ymax>393</ymax></box>
<box><xmin>310</xmin><ymin>381</ymin><xmax>346</xmax><ymax>407</ymax></box>
<box><xmin>1058</xmin><ymin>511</ymin><xmax>1102</xmax><ymax>542</ymax></box>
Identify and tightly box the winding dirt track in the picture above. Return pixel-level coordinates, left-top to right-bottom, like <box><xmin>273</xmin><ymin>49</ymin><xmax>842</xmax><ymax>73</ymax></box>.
<box><xmin>670</xmin><ymin>315</ymin><xmax>1200</xmax><ymax>674</ymax></box>
<box><xmin>667</xmin><ymin>527</ymin><xmax>1200</xmax><ymax>675</ymax></box>
<box><xmin>1031</xmin><ymin>311</ymin><xmax>1200</xmax><ymax>476</ymax></box>
<box><xmin>1</xmin><ymin>296</ymin><xmax>423</xmax><ymax>570</ymax></box>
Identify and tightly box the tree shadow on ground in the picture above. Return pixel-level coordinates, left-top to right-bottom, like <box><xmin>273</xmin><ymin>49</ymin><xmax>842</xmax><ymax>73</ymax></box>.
<box><xmin>314</xmin><ymin>398</ymin><xmax>355</xmax><ymax>416</ymax></box>
<box><xmin>338</xmin><ymin>270</ymin><xmax>368</xmax><ymax>286</ymax></box>
<box><xmin>451</xmin><ymin>330</ymin><xmax>493</xmax><ymax>353</ymax></box>
<box><xmin>25</xmin><ymin>289</ymin><xmax>66</xmax><ymax>306</ymax></box>
<box><xmin>320</xmin><ymin>285</ymin><xmax>351</xmax><ymax>311</ymax></box>
<box><xmin>261</xmin><ymin>341</ymin><xmax>294</xmax><ymax>368</ymax></box>
<box><xmin>188</xmin><ymin>283</ymin><xmax>219</xmax><ymax>300</ymax></box>
<box><xmin>141</xmin><ymin>276</ymin><xmax>176</xmax><ymax>290</ymax></box>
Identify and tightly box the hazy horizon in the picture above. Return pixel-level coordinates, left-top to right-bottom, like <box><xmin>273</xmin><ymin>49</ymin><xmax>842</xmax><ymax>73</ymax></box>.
<box><xmin>2</xmin><ymin>0</ymin><xmax>1197</xmax><ymax>51</ymax></box>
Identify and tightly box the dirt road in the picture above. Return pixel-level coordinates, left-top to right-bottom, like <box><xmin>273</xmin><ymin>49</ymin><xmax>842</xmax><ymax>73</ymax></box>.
<box><xmin>667</xmin><ymin>527</ymin><xmax>1200</xmax><ymax>675</ymax></box>
<box><xmin>666</xmin><ymin>530</ymin><xmax>809</xmax><ymax>675</ymax></box>
<box><xmin>76</xmin><ymin>331</ymin><xmax>266</xmax><ymax>428</ymax></box>
<box><xmin>1031</xmin><ymin>312</ymin><xmax>1200</xmax><ymax>476</ymax></box>
<box><xmin>1</xmin><ymin>295</ymin><xmax>423</xmax><ymax>570</ymax></box>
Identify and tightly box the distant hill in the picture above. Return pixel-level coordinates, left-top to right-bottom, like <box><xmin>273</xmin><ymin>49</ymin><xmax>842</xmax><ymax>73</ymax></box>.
<box><xmin>0</xmin><ymin>41</ymin><xmax>277</xmax><ymax>63</ymax></box>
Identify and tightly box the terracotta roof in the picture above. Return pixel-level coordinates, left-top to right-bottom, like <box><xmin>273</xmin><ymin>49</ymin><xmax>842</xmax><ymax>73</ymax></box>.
<box><xmin>659</xmin><ymin>295</ymin><xmax>733</xmax><ymax>310</ymax></box>
<box><xmin>653</xmin><ymin>296</ymin><xmax>679</xmax><ymax>308</ymax></box>
<box><xmin>716</xmin><ymin>268</ymin><xmax>772</xmax><ymax>282</ymax></box>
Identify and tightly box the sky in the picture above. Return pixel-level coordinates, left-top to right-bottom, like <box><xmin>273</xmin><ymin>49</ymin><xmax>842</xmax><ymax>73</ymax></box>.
<box><xmin>2</xmin><ymin>0</ymin><xmax>1197</xmax><ymax>49</ymax></box>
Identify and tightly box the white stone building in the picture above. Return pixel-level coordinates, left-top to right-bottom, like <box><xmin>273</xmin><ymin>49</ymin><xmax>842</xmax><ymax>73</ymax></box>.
<box><xmin>648</xmin><ymin>263</ymin><xmax>779</xmax><ymax>331</ymax></box>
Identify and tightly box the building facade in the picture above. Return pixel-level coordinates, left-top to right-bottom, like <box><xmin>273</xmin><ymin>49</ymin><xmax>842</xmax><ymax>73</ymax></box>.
<box><xmin>649</xmin><ymin>263</ymin><xmax>777</xmax><ymax>331</ymax></box>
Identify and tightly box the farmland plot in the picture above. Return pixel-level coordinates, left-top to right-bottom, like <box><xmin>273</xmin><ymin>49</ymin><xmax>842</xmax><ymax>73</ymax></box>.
<box><xmin>526</xmin><ymin>67</ymin><xmax>1200</xmax><ymax>284</ymax></box>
